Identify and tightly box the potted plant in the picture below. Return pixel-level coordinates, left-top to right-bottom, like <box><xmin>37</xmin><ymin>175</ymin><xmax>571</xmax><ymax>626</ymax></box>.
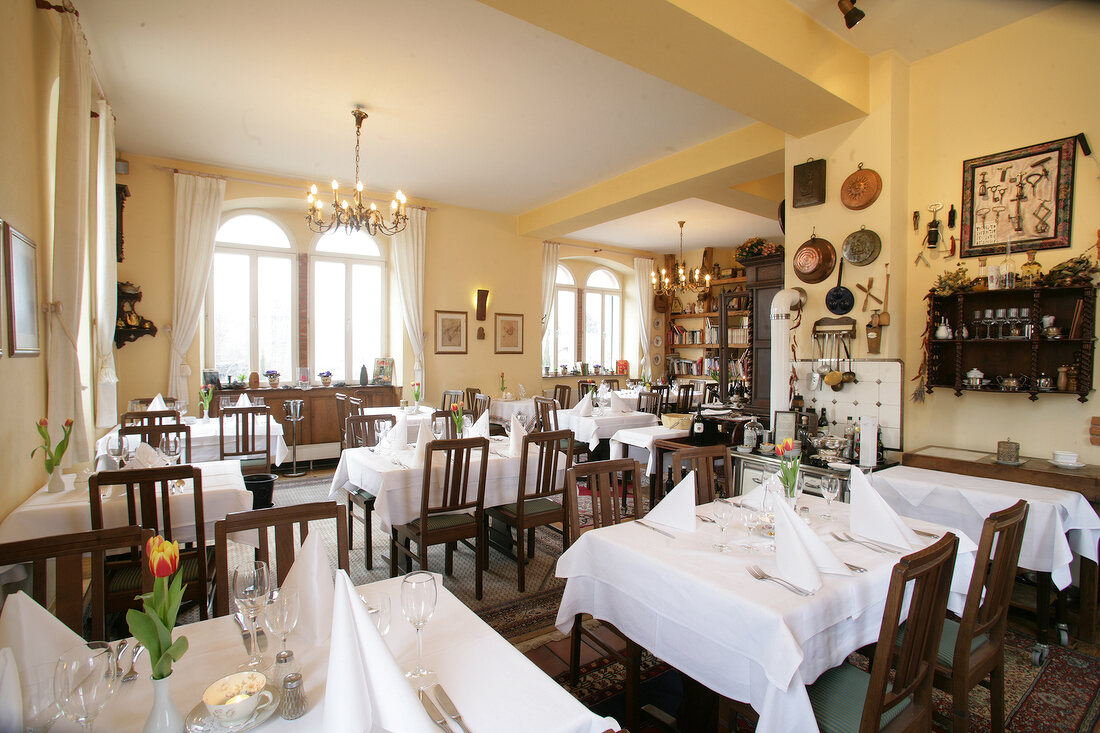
<box><xmin>775</xmin><ymin>438</ymin><xmax>801</xmax><ymax>510</ymax></box>
<box><xmin>735</xmin><ymin>237</ymin><xmax>784</xmax><ymax>264</ymax></box>
<box><xmin>264</xmin><ymin>370</ymin><xmax>280</xmax><ymax>388</ymax></box>
<box><xmin>410</xmin><ymin>381</ymin><xmax>421</xmax><ymax>409</ymax></box>
<box><xmin>33</xmin><ymin>418</ymin><xmax>73</xmax><ymax>494</ymax></box>
<box><xmin>449</xmin><ymin>402</ymin><xmax>465</xmax><ymax>437</ymax></box>
<box><xmin>197</xmin><ymin>385</ymin><xmax>213</xmax><ymax>421</ymax></box>
<box><xmin>318</xmin><ymin>370</ymin><xmax>333</xmax><ymax>387</ymax></box>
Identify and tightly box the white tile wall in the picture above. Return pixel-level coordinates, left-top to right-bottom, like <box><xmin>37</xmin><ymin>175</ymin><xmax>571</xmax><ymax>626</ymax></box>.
<box><xmin>792</xmin><ymin>359</ymin><xmax>905</xmax><ymax>450</ymax></box>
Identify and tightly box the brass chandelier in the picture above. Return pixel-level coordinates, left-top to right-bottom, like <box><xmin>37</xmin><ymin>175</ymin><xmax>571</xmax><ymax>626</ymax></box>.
<box><xmin>306</xmin><ymin>108</ymin><xmax>407</xmax><ymax>236</ymax></box>
<box><xmin>651</xmin><ymin>220</ymin><xmax>710</xmax><ymax>296</ymax></box>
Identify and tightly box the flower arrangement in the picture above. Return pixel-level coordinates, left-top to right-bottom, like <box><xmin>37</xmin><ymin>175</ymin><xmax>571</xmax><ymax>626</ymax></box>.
<box><xmin>775</xmin><ymin>438</ymin><xmax>801</xmax><ymax>500</ymax></box>
<box><xmin>411</xmin><ymin>381</ymin><xmax>421</xmax><ymax>402</ymax></box>
<box><xmin>32</xmin><ymin>418</ymin><xmax>73</xmax><ymax>474</ymax></box>
<box><xmin>197</xmin><ymin>386</ymin><xmax>213</xmax><ymax>415</ymax></box>
<box><xmin>318</xmin><ymin>370</ymin><xmax>332</xmax><ymax>378</ymax></box>
<box><xmin>126</xmin><ymin>536</ymin><xmax>189</xmax><ymax>680</ymax></box>
<box><xmin>449</xmin><ymin>402</ymin><xmax>464</xmax><ymax>435</ymax></box>
<box><xmin>264</xmin><ymin>370</ymin><xmax>280</xmax><ymax>379</ymax></box>
<box><xmin>736</xmin><ymin>237</ymin><xmax>783</xmax><ymax>261</ymax></box>
<box><xmin>499</xmin><ymin>372</ymin><xmax>506</xmax><ymax>393</ymax></box>
<box><xmin>932</xmin><ymin>264</ymin><xmax>974</xmax><ymax>296</ymax></box>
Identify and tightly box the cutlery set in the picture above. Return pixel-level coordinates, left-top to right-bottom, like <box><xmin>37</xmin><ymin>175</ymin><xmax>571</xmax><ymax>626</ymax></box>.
<box><xmin>419</xmin><ymin>683</ymin><xmax>472</xmax><ymax>732</ymax></box>
<box><xmin>830</xmin><ymin>531</ymin><xmax>901</xmax><ymax>554</ymax></box>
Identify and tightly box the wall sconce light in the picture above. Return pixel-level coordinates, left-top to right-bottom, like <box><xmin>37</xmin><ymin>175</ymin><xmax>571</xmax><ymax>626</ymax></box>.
<box><xmin>837</xmin><ymin>0</ymin><xmax>864</xmax><ymax>28</ymax></box>
<box><xmin>476</xmin><ymin>289</ymin><xmax>489</xmax><ymax>321</ymax></box>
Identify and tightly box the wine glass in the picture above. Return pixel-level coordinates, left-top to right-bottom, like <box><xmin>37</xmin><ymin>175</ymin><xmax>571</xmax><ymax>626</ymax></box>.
<box><xmin>431</xmin><ymin>416</ymin><xmax>446</xmax><ymax>441</ymax></box>
<box><xmin>159</xmin><ymin>434</ymin><xmax>182</xmax><ymax>464</ymax></box>
<box><xmin>233</xmin><ymin>561</ymin><xmax>269</xmax><ymax>671</ymax></box>
<box><xmin>54</xmin><ymin>646</ymin><xmax>116</xmax><ymax>732</ymax></box>
<box><xmin>360</xmin><ymin>593</ymin><xmax>391</xmax><ymax>636</ymax></box>
<box><xmin>819</xmin><ymin>475</ymin><xmax>840</xmax><ymax>520</ymax></box>
<box><xmin>263</xmin><ymin>587</ymin><xmax>299</xmax><ymax>653</ymax></box>
<box><xmin>24</xmin><ymin>661</ymin><xmax>61</xmax><ymax>733</ymax></box>
<box><xmin>401</xmin><ymin>571</ymin><xmax>437</xmax><ymax>684</ymax></box>
<box><xmin>711</xmin><ymin>498</ymin><xmax>734</xmax><ymax>552</ymax></box>
<box><xmin>107</xmin><ymin>434</ymin><xmax>125</xmax><ymax>468</ymax></box>
<box><xmin>738</xmin><ymin>503</ymin><xmax>762</xmax><ymax>552</ymax></box>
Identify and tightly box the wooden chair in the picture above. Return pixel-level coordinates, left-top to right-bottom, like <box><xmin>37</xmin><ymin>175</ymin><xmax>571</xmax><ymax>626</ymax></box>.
<box><xmin>534</xmin><ymin>396</ymin><xmax>589</xmax><ymax>463</ymax></box>
<box><xmin>565</xmin><ymin>458</ymin><xmax>644</xmax><ymax>730</ymax></box>
<box><xmin>120</xmin><ymin>409</ymin><xmax>180</xmax><ymax>427</ymax></box>
<box><xmin>0</xmin><ymin>526</ymin><xmax>153</xmax><ymax>641</ymax></box>
<box><xmin>673</xmin><ymin>383</ymin><xmax>695</xmax><ymax>412</ymax></box>
<box><xmin>577</xmin><ymin>381</ymin><xmax>596</xmax><ymax>400</ymax></box>
<box><xmin>347</xmin><ymin>396</ymin><xmax>365</xmax><ymax>416</ymax></box>
<box><xmin>553</xmin><ymin>384</ymin><xmax>572</xmax><ymax>409</ymax></box>
<box><xmin>485</xmin><ymin>430</ymin><xmax>573</xmax><ymax>592</ymax></box>
<box><xmin>441</xmin><ymin>390</ymin><xmax>464</xmax><ymax>411</ymax></box>
<box><xmin>637</xmin><ymin>391</ymin><xmax>662</xmax><ymax>418</ymax></box>
<box><xmin>343</xmin><ymin>413</ymin><xmax>397</xmax><ymax>569</ymax></box>
<box><xmin>651</xmin><ymin>383</ymin><xmax>670</xmax><ymax>411</ymax></box>
<box><xmin>213</xmin><ymin>501</ymin><xmax>350</xmax><ymax>617</ymax></box>
<box><xmin>601</xmin><ymin>378</ymin><xmax>621</xmax><ymax>391</ymax></box>
<box><xmin>933</xmin><ymin>500</ymin><xmax>1029</xmax><ymax>733</ymax></box>
<box><xmin>390</xmin><ymin>437</ymin><xmax>489</xmax><ymax>600</ymax></box>
<box><xmin>703</xmin><ymin>383</ymin><xmax>720</xmax><ymax>403</ymax></box>
<box><xmin>89</xmin><ymin>465</ymin><xmax>215</xmax><ymax>621</ymax></box>
<box><xmin>807</xmin><ymin>533</ymin><xmax>959</xmax><ymax>733</ymax></box>
<box><xmin>335</xmin><ymin>392</ymin><xmax>351</xmax><ymax>448</ymax></box>
<box><xmin>472</xmin><ymin>393</ymin><xmax>491</xmax><ymax>421</ymax></box>
<box><xmin>626</xmin><ymin>379</ymin><xmax>645</xmax><ymax>389</ymax></box>
<box><xmin>119</xmin><ymin>423</ymin><xmax>192</xmax><ymax>464</ymax></box>
<box><xmin>430</xmin><ymin>410</ymin><xmax>458</xmax><ymax>439</ymax></box>
<box><xmin>666</xmin><ymin>444</ymin><xmax>735</xmax><ymax>504</ymax></box>
<box><xmin>465</xmin><ymin>387</ymin><xmax>481</xmax><ymax>409</ymax></box>
<box><xmin>219</xmin><ymin>405</ymin><xmax>272</xmax><ymax>474</ymax></box>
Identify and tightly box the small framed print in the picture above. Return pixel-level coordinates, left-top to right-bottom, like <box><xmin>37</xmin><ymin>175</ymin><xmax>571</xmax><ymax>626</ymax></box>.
<box><xmin>494</xmin><ymin>313</ymin><xmax>524</xmax><ymax>354</ymax></box>
<box><xmin>4</xmin><ymin>223</ymin><xmax>40</xmax><ymax>357</ymax></box>
<box><xmin>773</xmin><ymin>410</ymin><xmax>799</xmax><ymax>447</ymax></box>
<box><xmin>435</xmin><ymin>310</ymin><xmax>467</xmax><ymax>354</ymax></box>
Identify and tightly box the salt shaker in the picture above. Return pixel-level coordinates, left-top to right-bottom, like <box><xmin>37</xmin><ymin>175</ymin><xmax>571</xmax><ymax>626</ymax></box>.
<box><xmin>279</xmin><ymin>673</ymin><xmax>308</xmax><ymax>720</ymax></box>
<box><xmin>273</xmin><ymin>650</ymin><xmax>299</xmax><ymax>685</ymax></box>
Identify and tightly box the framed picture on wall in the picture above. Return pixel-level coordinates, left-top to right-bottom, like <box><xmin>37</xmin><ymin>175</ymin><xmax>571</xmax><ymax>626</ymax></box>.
<box><xmin>4</xmin><ymin>222</ymin><xmax>40</xmax><ymax>357</ymax></box>
<box><xmin>494</xmin><ymin>313</ymin><xmax>523</xmax><ymax>354</ymax></box>
<box><xmin>434</xmin><ymin>310</ymin><xmax>467</xmax><ymax>354</ymax></box>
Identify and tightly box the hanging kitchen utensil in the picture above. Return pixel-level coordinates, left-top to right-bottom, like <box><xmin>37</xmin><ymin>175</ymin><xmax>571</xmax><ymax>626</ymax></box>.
<box><xmin>878</xmin><ymin>263</ymin><xmax>891</xmax><ymax>326</ymax></box>
<box><xmin>793</xmin><ymin>233</ymin><xmax>836</xmax><ymax>284</ymax></box>
<box><xmin>866</xmin><ymin>310</ymin><xmax>883</xmax><ymax>354</ymax></box>
<box><xmin>842</xmin><ymin>226</ymin><xmax>882</xmax><ymax>266</ymax></box>
<box><xmin>830</xmin><ymin>335</ymin><xmax>845</xmax><ymax>392</ymax></box>
<box><xmin>824</xmin><ymin>333</ymin><xmax>843</xmax><ymax>387</ymax></box>
<box><xmin>842</xmin><ymin>337</ymin><xmax>857</xmax><ymax>383</ymax></box>
<box><xmin>825</xmin><ymin>258</ymin><xmax>855</xmax><ymax>315</ymax></box>
<box><xmin>840</xmin><ymin>163</ymin><xmax>882</xmax><ymax>210</ymax></box>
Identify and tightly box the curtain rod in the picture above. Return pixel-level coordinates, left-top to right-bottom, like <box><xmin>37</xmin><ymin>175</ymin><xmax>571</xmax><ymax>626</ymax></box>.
<box><xmin>546</xmin><ymin>240</ymin><xmax>656</xmax><ymax>259</ymax></box>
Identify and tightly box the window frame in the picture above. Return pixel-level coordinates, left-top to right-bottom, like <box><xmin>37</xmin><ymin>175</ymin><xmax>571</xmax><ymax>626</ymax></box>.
<box><xmin>582</xmin><ymin>268</ymin><xmax>623</xmax><ymax>368</ymax></box>
<box><xmin>541</xmin><ymin>263</ymin><xmax>624</xmax><ymax>369</ymax></box>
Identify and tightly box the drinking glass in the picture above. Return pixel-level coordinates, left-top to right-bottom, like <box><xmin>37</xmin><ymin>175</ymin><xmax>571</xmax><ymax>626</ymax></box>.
<box><xmin>233</xmin><ymin>561</ymin><xmax>270</xmax><ymax>671</ymax></box>
<box><xmin>431</xmin><ymin>417</ymin><xmax>447</xmax><ymax>441</ymax></box>
<box><xmin>360</xmin><ymin>593</ymin><xmax>391</xmax><ymax>635</ymax></box>
<box><xmin>54</xmin><ymin>646</ymin><xmax>117</xmax><ymax>732</ymax></box>
<box><xmin>24</xmin><ymin>661</ymin><xmax>61</xmax><ymax>733</ymax></box>
<box><xmin>711</xmin><ymin>499</ymin><xmax>734</xmax><ymax>552</ymax></box>
<box><xmin>819</xmin><ymin>475</ymin><xmax>840</xmax><ymax>519</ymax></box>
<box><xmin>107</xmin><ymin>434</ymin><xmax>125</xmax><ymax>468</ymax></box>
<box><xmin>159</xmin><ymin>434</ymin><xmax>181</xmax><ymax>464</ymax></box>
<box><xmin>401</xmin><ymin>571</ymin><xmax>437</xmax><ymax>683</ymax></box>
<box><xmin>982</xmin><ymin>309</ymin><xmax>994</xmax><ymax>339</ymax></box>
<box><xmin>263</xmin><ymin>587</ymin><xmax>299</xmax><ymax>653</ymax></box>
<box><xmin>738</xmin><ymin>504</ymin><xmax>762</xmax><ymax>552</ymax></box>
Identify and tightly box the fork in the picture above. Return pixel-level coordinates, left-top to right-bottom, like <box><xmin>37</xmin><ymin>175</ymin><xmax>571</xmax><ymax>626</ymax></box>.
<box><xmin>831</xmin><ymin>531</ymin><xmax>898</xmax><ymax>554</ymax></box>
<box><xmin>122</xmin><ymin>643</ymin><xmax>144</xmax><ymax>683</ymax></box>
<box><xmin>747</xmin><ymin>565</ymin><xmax>813</xmax><ymax>596</ymax></box>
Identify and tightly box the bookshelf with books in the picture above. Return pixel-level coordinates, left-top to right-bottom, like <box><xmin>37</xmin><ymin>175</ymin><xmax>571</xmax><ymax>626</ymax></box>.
<box><xmin>664</xmin><ymin>277</ymin><xmax>752</xmax><ymax>381</ymax></box>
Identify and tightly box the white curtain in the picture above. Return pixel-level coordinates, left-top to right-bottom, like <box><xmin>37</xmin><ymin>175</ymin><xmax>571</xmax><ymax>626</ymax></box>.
<box><xmin>94</xmin><ymin>99</ymin><xmax>118</xmax><ymax>428</ymax></box>
<box><xmin>391</xmin><ymin>208</ymin><xmax>427</xmax><ymax>393</ymax></box>
<box><xmin>634</xmin><ymin>258</ymin><xmax>655</xmax><ymax>379</ymax></box>
<box><xmin>541</xmin><ymin>241</ymin><xmax>559</xmax><ymax>338</ymax></box>
<box><xmin>167</xmin><ymin>173</ymin><xmax>226</xmax><ymax>410</ymax></box>
<box><xmin>46</xmin><ymin>16</ymin><xmax>92</xmax><ymax>464</ymax></box>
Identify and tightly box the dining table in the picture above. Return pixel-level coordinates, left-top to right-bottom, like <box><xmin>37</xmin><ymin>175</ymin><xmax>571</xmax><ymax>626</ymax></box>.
<box><xmin>555</xmin><ymin>409</ymin><xmax>658</xmax><ymax>451</ymax></box>
<box><xmin>555</xmin><ymin>494</ymin><xmax>976</xmax><ymax>732</ymax></box>
<box><xmin>608</xmin><ymin>425</ymin><xmax>689</xmax><ymax>476</ymax></box>
<box><xmin>40</xmin><ymin>576</ymin><xmax>616</xmax><ymax>732</ymax></box>
<box><xmin>94</xmin><ymin>416</ymin><xmax>289</xmax><ymax>467</ymax></box>
<box><xmin>488</xmin><ymin>397</ymin><xmax>536</xmax><ymax>424</ymax></box>
<box><xmin>359</xmin><ymin>404</ymin><xmax>436</xmax><ymax>443</ymax></box>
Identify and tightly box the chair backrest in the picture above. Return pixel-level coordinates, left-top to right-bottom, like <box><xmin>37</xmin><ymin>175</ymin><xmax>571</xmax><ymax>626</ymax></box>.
<box><xmin>420</xmin><ymin>438</ymin><xmax>490</xmax><ymax>519</ymax></box>
<box><xmin>335</xmin><ymin>392</ymin><xmax>350</xmax><ymax>448</ymax></box>
<box><xmin>213</xmin><ymin>501</ymin><xmax>350</xmax><ymax>616</ymax></box>
<box><xmin>472</xmin><ymin>393</ymin><xmax>491</xmax><ymax>420</ymax></box>
<box><xmin>637</xmin><ymin>391</ymin><xmax>662</xmax><ymax>418</ymax></box>
<box><xmin>626</xmin><ymin>379</ymin><xmax>644</xmax><ymax>389</ymax></box>
<box><xmin>219</xmin><ymin>405</ymin><xmax>272</xmax><ymax>472</ymax></box>
<box><xmin>577</xmin><ymin>381</ymin><xmax>596</xmax><ymax>399</ymax></box>
<box><xmin>430</xmin><ymin>410</ymin><xmax>458</xmax><ymax>439</ymax></box>
<box><xmin>0</xmin><ymin>526</ymin><xmax>153</xmax><ymax>641</ymax></box>
<box><xmin>346</xmin><ymin>413</ymin><xmax>397</xmax><ymax>448</ymax></box>
<box><xmin>565</xmin><ymin>458</ymin><xmax>643</xmax><ymax>540</ymax></box>
<box><xmin>516</xmin><ymin>430</ymin><xmax>573</xmax><ymax>508</ymax></box>
<box><xmin>121</xmin><ymin>409</ymin><xmax>181</xmax><ymax>427</ymax></box>
<box><xmin>674</xmin><ymin>383</ymin><xmax>695</xmax><ymax>412</ymax></box>
<box><xmin>347</xmin><ymin>396</ymin><xmax>364</xmax><ymax>415</ymax></box>
<box><xmin>119</xmin><ymin>423</ymin><xmax>193</xmax><ymax>464</ymax></box>
<box><xmin>668</xmin><ymin>444</ymin><xmax>734</xmax><ymax>503</ymax></box>
<box><xmin>863</xmin><ymin>533</ymin><xmax>959</xmax><ymax>733</ymax></box>
<box><xmin>553</xmin><ymin>384</ymin><xmax>572</xmax><ymax>409</ymax></box>
<box><xmin>441</xmin><ymin>390</ymin><xmax>464</xmax><ymax>411</ymax></box>
<box><xmin>601</xmin><ymin>378</ymin><xmax>621</xmax><ymax>391</ymax></box>
<box><xmin>703</xmin><ymin>383</ymin><xmax>720</xmax><ymax>403</ymax></box>
<box><xmin>956</xmin><ymin>499</ymin><xmax>1029</xmax><ymax>664</ymax></box>
<box><xmin>532</xmin><ymin>396</ymin><xmax>559</xmax><ymax>432</ymax></box>
<box><xmin>465</xmin><ymin>387</ymin><xmax>480</xmax><ymax>408</ymax></box>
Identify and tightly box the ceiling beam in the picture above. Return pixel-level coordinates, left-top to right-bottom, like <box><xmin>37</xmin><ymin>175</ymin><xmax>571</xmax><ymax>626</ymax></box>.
<box><xmin>477</xmin><ymin>0</ymin><xmax>870</xmax><ymax>137</ymax></box>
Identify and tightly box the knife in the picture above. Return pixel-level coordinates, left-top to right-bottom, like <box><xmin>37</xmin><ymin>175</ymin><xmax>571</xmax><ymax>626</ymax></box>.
<box><xmin>418</xmin><ymin>689</ymin><xmax>451</xmax><ymax>731</ymax></box>
<box><xmin>431</xmin><ymin>684</ymin><xmax>473</xmax><ymax>733</ymax></box>
<box><xmin>636</xmin><ymin>520</ymin><xmax>675</xmax><ymax>539</ymax></box>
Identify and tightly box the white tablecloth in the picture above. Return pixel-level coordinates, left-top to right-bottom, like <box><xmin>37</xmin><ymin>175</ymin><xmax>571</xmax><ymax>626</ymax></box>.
<box><xmin>56</xmin><ymin>577</ymin><xmax>614</xmax><ymax>733</ymax></box>
<box><xmin>489</xmin><ymin>398</ymin><xmax>536</xmax><ymax>423</ymax></box>
<box><xmin>95</xmin><ymin>417</ymin><xmax>289</xmax><ymax>467</ymax></box>
<box><xmin>557</xmin><ymin>410</ymin><xmax>659</xmax><ymax>450</ymax></box>
<box><xmin>555</xmin><ymin>495</ymin><xmax>975</xmax><ymax>733</ymax></box>
<box><xmin>872</xmin><ymin>465</ymin><xmax>1100</xmax><ymax>589</ymax></box>
<box><xmin>0</xmin><ymin>460</ymin><xmax>251</xmax><ymax>545</ymax></box>
<box><xmin>328</xmin><ymin>440</ymin><xmax>566</xmax><ymax>527</ymax></box>
<box><xmin>359</xmin><ymin>404</ymin><xmax>435</xmax><ymax>443</ymax></box>
<box><xmin>609</xmin><ymin>426</ymin><xmax>689</xmax><ymax>475</ymax></box>
<box><xmin>612</xmin><ymin>389</ymin><xmax>701</xmax><ymax>411</ymax></box>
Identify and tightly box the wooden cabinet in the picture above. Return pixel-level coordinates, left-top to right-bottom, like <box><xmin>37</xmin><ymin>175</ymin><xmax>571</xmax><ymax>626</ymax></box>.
<box><xmin>664</xmin><ymin>275</ymin><xmax>751</xmax><ymax>380</ymax></box>
<box><xmin>742</xmin><ymin>255</ymin><xmax>784</xmax><ymax>411</ymax></box>
<box><xmin>925</xmin><ymin>286</ymin><xmax>1095</xmax><ymax>402</ymax></box>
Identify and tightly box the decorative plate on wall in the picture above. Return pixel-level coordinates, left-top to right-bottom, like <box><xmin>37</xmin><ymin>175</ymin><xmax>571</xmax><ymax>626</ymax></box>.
<box><xmin>652</xmin><ymin>316</ymin><xmax>662</xmax><ymax>329</ymax></box>
<box><xmin>652</xmin><ymin>353</ymin><xmax>663</xmax><ymax>366</ymax></box>
<box><xmin>840</xmin><ymin>163</ymin><xmax>882</xmax><ymax>210</ymax></box>
<box><xmin>652</xmin><ymin>335</ymin><xmax>663</xmax><ymax>348</ymax></box>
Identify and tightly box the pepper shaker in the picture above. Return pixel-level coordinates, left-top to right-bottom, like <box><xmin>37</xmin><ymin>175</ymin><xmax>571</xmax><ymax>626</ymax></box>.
<box><xmin>279</xmin><ymin>673</ymin><xmax>308</xmax><ymax>720</ymax></box>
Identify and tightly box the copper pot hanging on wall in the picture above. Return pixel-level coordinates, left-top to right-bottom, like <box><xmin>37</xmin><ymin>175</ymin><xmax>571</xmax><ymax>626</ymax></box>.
<box><xmin>840</xmin><ymin>163</ymin><xmax>882</xmax><ymax>210</ymax></box>
<box><xmin>793</xmin><ymin>234</ymin><xmax>837</xmax><ymax>284</ymax></box>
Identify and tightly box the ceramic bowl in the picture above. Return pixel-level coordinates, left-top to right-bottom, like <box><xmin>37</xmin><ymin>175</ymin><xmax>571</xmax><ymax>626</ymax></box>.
<box><xmin>203</xmin><ymin>671</ymin><xmax>269</xmax><ymax>726</ymax></box>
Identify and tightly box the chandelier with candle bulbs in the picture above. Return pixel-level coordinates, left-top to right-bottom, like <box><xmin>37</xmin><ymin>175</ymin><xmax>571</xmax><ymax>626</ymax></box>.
<box><xmin>306</xmin><ymin>108</ymin><xmax>407</xmax><ymax>236</ymax></box>
<box><xmin>652</xmin><ymin>220</ymin><xmax>710</xmax><ymax>296</ymax></box>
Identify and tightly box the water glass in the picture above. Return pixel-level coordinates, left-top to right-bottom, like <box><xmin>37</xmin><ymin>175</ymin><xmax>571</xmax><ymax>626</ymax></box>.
<box><xmin>54</xmin><ymin>646</ymin><xmax>117</xmax><ymax>732</ymax></box>
<box><xmin>819</xmin><ymin>475</ymin><xmax>840</xmax><ymax>519</ymax></box>
<box><xmin>159</xmin><ymin>434</ymin><xmax>182</xmax><ymax>464</ymax></box>
<box><xmin>360</xmin><ymin>593</ymin><xmax>391</xmax><ymax>636</ymax></box>
<box><xmin>23</xmin><ymin>661</ymin><xmax>61</xmax><ymax>733</ymax></box>
<box><xmin>401</xmin><ymin>572</ymin><xmax>437</xmax><ymax>683</ymax></box>
<box><xmin>263</xmin><ymin>587</ymin><xmax>299</xmax><ymax>653</ymax></box>
<box><xmin>233</xmin><ymin>561</ymin><xmax>270</xmax><ymax>671</ymax></box>
<box><xmin>107</xmin><ymin>435</ymin><xmax>125</xmax><ymax>467</ymax></box>
<box><xmin>711</xmin><ymin>499</ymin><xmax>734</xmax><ymax>552</ymax></box>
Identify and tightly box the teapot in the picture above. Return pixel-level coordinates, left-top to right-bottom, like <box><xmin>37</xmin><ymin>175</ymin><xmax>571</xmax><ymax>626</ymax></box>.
<box><xmin>934</xmin><ymin>318</ymin><xmax>953</xmax><ymax>340</ymax></box>
<box><xmin>964</xmin><ymin>367</ymin><xmax>985</xmax><ymax>388</ymax></box>
<box><xmin>996</xmin><ymin>373</ymin><xmax>1030</xmax><ymax>391</ymax></box>
<box><xmin>1036</xmin><ymin>372</ymin><xmax>1055</xmax><ymax>391</ymax></box>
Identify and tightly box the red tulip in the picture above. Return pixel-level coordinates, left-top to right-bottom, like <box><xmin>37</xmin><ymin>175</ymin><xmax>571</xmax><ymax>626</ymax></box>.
<box><xmin>146</xmin><ymin>535</ymin><xmax>180</xmax><ymax>578</ymax></box>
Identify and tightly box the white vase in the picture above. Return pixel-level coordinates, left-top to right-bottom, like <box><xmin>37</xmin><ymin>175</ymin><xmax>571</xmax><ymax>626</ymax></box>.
<box><xmin>143</xmin><ymin>674</ymin><xmax>183</xmax><ymax>733</ymax></box>
<box><xmin>46</xmin><ymin>469</ymin><xmax>64</xmax><ymax>494</ymax></box>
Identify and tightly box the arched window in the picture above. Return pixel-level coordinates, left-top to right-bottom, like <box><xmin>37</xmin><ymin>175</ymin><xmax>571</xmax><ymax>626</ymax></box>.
<box><xmin>310</xmin><ymin>230</ymin><xmax>387</xmax><ymax>382</ymax></box>
<box><xmin>584</xmin><ymin>269</ymin><xmax>622</xmax><ymax>369</ymax></box>
<box><xmin>543</xmin><ymin>265</ymin><xmax>577</xmax><ymax>370</ymax></box>
<box><xmin>206</xmin><ymin>212</ymin><xmax>296</xmax><ymax>380</ymax></box>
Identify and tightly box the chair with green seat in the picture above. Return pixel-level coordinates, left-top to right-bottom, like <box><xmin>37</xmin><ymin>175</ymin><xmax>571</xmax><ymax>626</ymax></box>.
<box><xmin>553</xmin><ymin>384</ymin><xmax>572</xmax><ymax>409</ymax></box>
<box><xmin>808</xmin><ymin>532</ymin><xmax>959</xmax><ymax>733</ymax></box>
<box><xmin>219</xmin><ymin>405</ymin><xmax>272</xmax><ymax>474</ymax></box>
<box><xmin>485</xmin><ymin>429</ymin><xmax>573</xmax><ymax>592</ymax></box>
<box><xmin>390</xmin><ymin>437</ymin><xmax>489</xmax><ymax>600</ymax></box>
<box><xmin>932</xmin><ymin>499</ymin><xmax>1028</xmax><ymax>733</ymax></box>
<box><xmin>534</xmin><ymin>396</ymin><xmax>587</xmax><ymax>463</ymax></box>
<box><xmin>89</xmin><ymin>465</ymin><xmax>215</xmax><ymax>621</ymax></box>
<box><xmin>342</xmin><ymin>413</ymin><xmax>396</xmax><ymax>570</ymax></box>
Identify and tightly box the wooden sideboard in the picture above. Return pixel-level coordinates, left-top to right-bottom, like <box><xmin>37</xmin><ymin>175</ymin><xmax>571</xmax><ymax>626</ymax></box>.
<box><xmin>212</xmin><ymin>385</ymin><xmax>401</xmax><ymax>448</ymax></box>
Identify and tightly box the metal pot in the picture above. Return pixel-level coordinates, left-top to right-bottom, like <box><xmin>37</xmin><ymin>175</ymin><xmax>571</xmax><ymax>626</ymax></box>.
<box><xmin>996</xmin><ymin>373</ymin><xmax>1030</xmax><ymax>391</ymax></box>
<box><xmin>842</xmin><ymin>226</ymin><xmax>882</xmax><ymax>266</ymax></box>
<box><xmin>793</xmin><ymin>235</ymin><xmax>836</xmax><ymax>284</ymax></box>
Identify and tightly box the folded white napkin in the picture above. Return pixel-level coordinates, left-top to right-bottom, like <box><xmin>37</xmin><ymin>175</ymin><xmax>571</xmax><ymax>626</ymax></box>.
<box><xmin>148</xmin><ymin>393</ymin><xmax>167</xmax><ymax>411</ymax></box>
<box><xmin>740</xmin><ymin>473</ymin><xmax>781</xmax><ymax>510</ymax></box>
<box><xmin>94</xmin><ymin>453</ymin><xmax>118</xmax><ymax>472</ymax></box>
<box><xmin>597</xmin><ymin>383</ymin><xmax>609</xmax><ymax>395</ymax></box>
<box><xmin>235</xmin><ymin>393</ymin><xmax>252</xmax><ymax>408</ymax></box>
<box><xmin>323</xmin><ymin>573</ymin><xmax>437</xmax><ymax>732</ymax></box>
<box><xmin>644</xmin><ymin>471</ymin><xmax>697</xmax><ymax>532</ymax></box>
<box><xmin>773</xmin><ymin>497</ymin><xmax>852</xmax><ymax>593</ymax></box>
<box><xmin>124</xmin><ymin>442</ymin><xmax>170</xmax><ymax>470</ymax></box>
<box><xmin>387</xmin><ymin>414</ymin><xmax>408</xmax><ymax>449</ymax></box>
<box><xmin>468</xmin><ymin>411</ymin><xmax>490</xmax><ymax>439</ymax></box>
<box><xmin>848</xmin><ymin>466</ymin><xmax>919</xmax><ymax>550</ymax></box>
<box><xmin>609</xmin><ymin>392</ymin><xmax>630</xmax><ymax>413</ymax></box>
<box><xmin>0</xmin><ymin>592</ymin><xmax>85</xmax><ymax>678</ymax></box>
<box><xmin>508</xmin><ymin>414</ymin><xmax>526</xmax><ymax>457</ymax></box>
<box><xmin>412</xmin><ymin>421</ymin><xmax>430</xmax><ymax>468</ymax></box>
<box><xmin>0</xmin><ymin>648</ymin><xmax>21</xmax><ymax>733</ymax></box>
<box><xmin>573</xmin><ymin>393</ymin><xmax>593</xmax><ymax>417</ymax></box>
<box><xmin>280</xmin><ymin>532</ymin><xmax>334</xmax><ymax>646</ymax></box>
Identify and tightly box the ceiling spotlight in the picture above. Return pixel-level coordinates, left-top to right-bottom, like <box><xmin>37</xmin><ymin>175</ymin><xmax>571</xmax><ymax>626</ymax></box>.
<box><xmin>838</xmin><ymin>0</ymin><xmax>865</xmax><ymax>29</ymax></box>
